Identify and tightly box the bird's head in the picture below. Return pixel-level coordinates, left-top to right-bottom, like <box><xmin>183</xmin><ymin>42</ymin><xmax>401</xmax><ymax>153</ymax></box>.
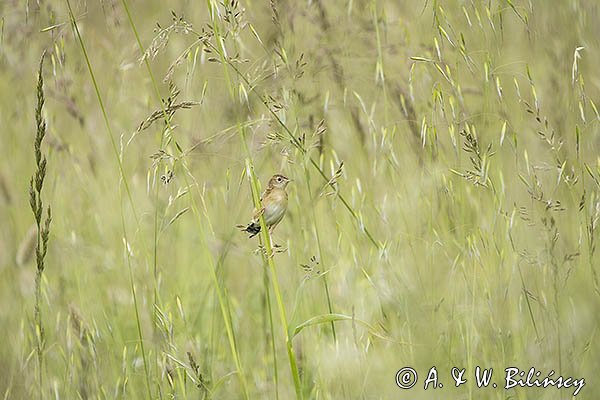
<box><xmin>268</xmin><ymin>174</ymin><xmax>291</xmax><ymax>189</ymax></box>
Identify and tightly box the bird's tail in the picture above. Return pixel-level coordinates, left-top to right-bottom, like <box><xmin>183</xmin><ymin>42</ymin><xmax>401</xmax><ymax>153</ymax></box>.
<box><xmin>236</xmin><ymin>221</ymin><xmax>261</xmax><ymax>238</ymax></box>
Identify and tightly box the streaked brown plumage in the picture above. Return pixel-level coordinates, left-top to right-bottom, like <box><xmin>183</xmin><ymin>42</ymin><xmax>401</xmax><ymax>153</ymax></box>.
<box><xmin>238</xmin><ymin>174</ymin><xmax>290</xmax><ymax>238</ymax></box>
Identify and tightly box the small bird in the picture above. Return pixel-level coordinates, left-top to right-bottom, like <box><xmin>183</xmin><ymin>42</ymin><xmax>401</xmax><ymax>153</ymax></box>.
<box><xmin>238</xmin><ymin>174</ymin><xmax>291</xmax><ymax>238</ymax></box>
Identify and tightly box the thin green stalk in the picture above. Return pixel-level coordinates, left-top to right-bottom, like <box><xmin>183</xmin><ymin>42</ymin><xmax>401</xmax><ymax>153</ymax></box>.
<box><xmin>64</xmin><ymin>2</ymin><xmax>152</xmax><ymax>397</ymax></box>
<box><xmin>236</xmin><ymin>123</ymin><xmax>281</xmax><ymax>399</ymax></box>
<box><xmin>264</xmin><ymin>263</ymin><xmax>280</xmax><ymax>400</ymax></box>
<box><xmin>184</xmin><ymin>196</ymin><xmax>251</xmax><ymax>399</ymax></box>
<box><xmin>517</xmin><ymin>262</ymin><xmax>540</xmax><ymax>341</ymax></box>
<box><xmin>120</xmin><ymin>202</ymin><xmax>151</xmax><ymax>399</ymax></box>
<box><xmin>303</xmin><ymin>166</ymin><xmax>336</xmax><ymax>342</ymax></box>
<box><xmin>152</xmin><ymin>180</ymin><xmax>161</xmax><ymax>312</ymax></box>
<box><xmin>245</xmin><ymin>160</ymin><xmax>303</xmax><ymax>400</ymax></box>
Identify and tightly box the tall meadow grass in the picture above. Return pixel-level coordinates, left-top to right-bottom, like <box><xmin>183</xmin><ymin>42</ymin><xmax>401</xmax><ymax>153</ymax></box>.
<box><xmin>0</xmin><ymin>1</ymin><xmax>599</xmax><ymax>399</ymax></box>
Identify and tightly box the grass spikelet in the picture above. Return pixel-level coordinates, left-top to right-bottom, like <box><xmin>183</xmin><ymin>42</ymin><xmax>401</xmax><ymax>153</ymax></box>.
<box><xmin>29</xmin><ymin>50</ymin><xmax>52</xmax><ymax>400</ymax></box>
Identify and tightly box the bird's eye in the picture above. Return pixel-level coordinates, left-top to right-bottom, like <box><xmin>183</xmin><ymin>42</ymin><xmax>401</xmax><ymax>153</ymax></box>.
<box><xmin>277</xmin><ymin>177</ymin><xmax>282</xmax><ymax>182</ymax></box>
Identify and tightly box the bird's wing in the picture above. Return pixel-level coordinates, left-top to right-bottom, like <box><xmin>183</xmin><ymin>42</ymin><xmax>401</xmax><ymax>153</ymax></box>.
<box><xmin>260</xmin><ymin>186</ymin><xmax>272</xmax><ymax>202</ymax></box>
<box><xmin>252</xmin><ymin>206</ymin><xmax>265</xmax><ymax>221</ymax></box>
<box><xmin>249</xmin><ymin>187</ymin><xmax>274</xmax><ymax>221</ymax></box>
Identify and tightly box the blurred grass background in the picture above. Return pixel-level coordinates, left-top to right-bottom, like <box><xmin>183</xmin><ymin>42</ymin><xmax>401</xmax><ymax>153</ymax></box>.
<box><xmin>1</xmin><ymin>0</ymin><xmax>600</xmax><ymax>398</ymax></box>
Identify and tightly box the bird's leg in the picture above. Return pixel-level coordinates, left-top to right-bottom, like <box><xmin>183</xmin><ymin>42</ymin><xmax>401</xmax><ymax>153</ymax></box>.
<box><xmin>261</xmin><ymin>227</ymin><xmax>282</xmax><ymax>255</ymax></box>
<box><xmin>269</xmin><ymin>223</ymin><xmax>280</xmax><ymax>247</ymax></box>
<box><xmin>268</xmin><ymin>227</ymin><xmax>275</xmax><ymax>247</ymax></box>
<box><xmin>268</xmin><ymin>225</ymin><xmax>287</xmax><ymax>253</ymax></box>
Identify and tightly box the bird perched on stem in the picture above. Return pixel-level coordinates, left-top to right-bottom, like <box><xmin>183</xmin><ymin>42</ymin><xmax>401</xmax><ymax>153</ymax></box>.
<box><xmin>238</xmin><ymin>174</ymin><xmax>291</xmax><ymax>238</ymax></box>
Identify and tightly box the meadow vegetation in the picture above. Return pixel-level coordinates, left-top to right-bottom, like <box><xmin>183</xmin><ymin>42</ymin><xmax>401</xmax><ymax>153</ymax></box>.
<box><xmin>1</xmin><ymin>0</ymin><xmax>600</xmax><ymax>398</ymax></box>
